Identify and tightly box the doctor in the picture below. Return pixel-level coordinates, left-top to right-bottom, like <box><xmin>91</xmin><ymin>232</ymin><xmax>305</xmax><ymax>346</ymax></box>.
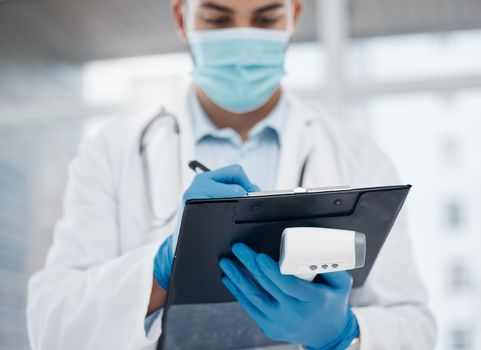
<box><xmin>27</xmin><ymin>0</ymin><xmax>436</xmax><ymax>349</ymax></box>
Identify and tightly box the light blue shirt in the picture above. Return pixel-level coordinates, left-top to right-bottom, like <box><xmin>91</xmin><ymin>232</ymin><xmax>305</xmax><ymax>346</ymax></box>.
<box><xmin>189</xmin><ymin>91</ymin><xmax>286</xmax><ymax>191</ymax></box>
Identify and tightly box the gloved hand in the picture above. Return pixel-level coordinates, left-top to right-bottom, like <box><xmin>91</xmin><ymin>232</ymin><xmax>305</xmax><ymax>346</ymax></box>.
<box><xmin>153</xmin><ymin>165</ymin><xmax>260</xmax><ymax>290</ymax></box>
<box><xmin>219</xmin><ymin>243</ymin><xmax>359</xmax><ymax>350</ymax></box>
<box><xmin>153</xmin><ymin>235</ymin><xmax>174</xmax><ymax>290</ymax></box>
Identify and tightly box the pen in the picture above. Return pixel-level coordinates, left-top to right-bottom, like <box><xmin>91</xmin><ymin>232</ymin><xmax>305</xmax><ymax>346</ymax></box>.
<box><xmin>188</xmin><ymin>160</ymin><xmax>211</xmax><ymax>173</ymax></box>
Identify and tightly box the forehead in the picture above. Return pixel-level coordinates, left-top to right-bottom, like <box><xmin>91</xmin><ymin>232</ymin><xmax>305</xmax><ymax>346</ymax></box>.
<box><xmin>189</xmin><ymin>0</ymin><xmax>287</xmax><ymax>12</ymax></box>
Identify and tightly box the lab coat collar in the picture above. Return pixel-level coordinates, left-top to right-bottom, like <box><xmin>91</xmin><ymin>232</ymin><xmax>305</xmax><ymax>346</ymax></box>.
<box><xmin>163</xmin><ymin>81</ymin><xmax>346</xmax><ymax>194</ymax></box>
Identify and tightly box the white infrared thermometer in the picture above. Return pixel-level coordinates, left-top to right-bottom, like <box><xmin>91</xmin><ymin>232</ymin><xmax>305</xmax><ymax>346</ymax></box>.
<box><xmin>279</xmin><ymin>227</ymin><xmax>366</xmax><ymax>281</ymax></box>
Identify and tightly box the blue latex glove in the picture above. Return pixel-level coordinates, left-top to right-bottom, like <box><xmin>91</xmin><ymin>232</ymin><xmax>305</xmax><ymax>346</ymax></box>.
<box><xmin>219</xmin><ymin>243</ymin><xmax>360</xmax><ymax>350</ymax></box>
<box><xmin>153</xmin><ymin>165</ymin><xmax>260</xmax><ymax>290</ymax></box>
<box><xmin>153</xmin><ymin>236</ymin><xmax>174</xmax><ymax>290</ymax></box>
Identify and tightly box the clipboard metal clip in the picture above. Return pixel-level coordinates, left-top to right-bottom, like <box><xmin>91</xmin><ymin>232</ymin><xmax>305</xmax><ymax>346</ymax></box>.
<box><xmin>247</xmin><ymin>185</ymin><xmax>351</xmax><ymax>197</ymax></box>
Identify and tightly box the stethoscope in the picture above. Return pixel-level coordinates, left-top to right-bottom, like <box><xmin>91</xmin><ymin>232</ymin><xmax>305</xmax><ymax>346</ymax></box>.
<box><xmin>139</xmin><ymin>107</ymin><xmax>181</xmax><ymax>227</ymax></box>
<box><xmin>139</xmin><ymin>107</ymin><xmax>310</xmax><ymax>227</ymax></box>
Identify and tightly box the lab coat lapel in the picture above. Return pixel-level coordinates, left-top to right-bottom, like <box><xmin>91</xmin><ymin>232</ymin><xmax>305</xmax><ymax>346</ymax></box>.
<box><xmin>167</xmin><ymin>82</ymin><xmax>197</xmax><ymax>193</ymax></box>
<box><xmin>274</xmin><ymin>92</ymin><xmax>311</xmax><ymax>189</ymax></box>
<box><xmin>143</xmin><ymin>83</ymin><xmax>196</xmax><ymax>231</ymax></box>
<box><xmin>275</xmin><ymin>91</ymin><xmax>348</xmax><ymax>190</ymax></box>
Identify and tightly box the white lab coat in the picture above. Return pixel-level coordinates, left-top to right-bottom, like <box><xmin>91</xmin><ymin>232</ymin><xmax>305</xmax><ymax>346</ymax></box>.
<box><xmin>27</xmin><ymin>84</ymin><xmax>436</xmax><ymax>350</ymax></box>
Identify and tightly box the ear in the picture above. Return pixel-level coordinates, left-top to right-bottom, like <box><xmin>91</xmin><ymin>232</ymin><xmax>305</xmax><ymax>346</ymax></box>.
<box><xmin>171</xmin><ymin>0</ymin><xmax>187</xmax><ymax>42</ymax></box>
<box><xmin>292</xmin><ymin>0</ymin><xmax>304</xmax><ymax>32</ymax></box>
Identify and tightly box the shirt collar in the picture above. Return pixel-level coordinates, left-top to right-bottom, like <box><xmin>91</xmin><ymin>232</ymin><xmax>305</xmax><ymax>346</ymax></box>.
<box><xmin>189</xmin><ymin>89</ymin><xmax>286</xmax><ymax>146</ymax></box>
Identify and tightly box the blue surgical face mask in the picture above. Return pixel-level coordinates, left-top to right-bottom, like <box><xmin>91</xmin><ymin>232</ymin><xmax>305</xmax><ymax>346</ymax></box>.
<box><xmin>188</xmin><ymin>28</ymin><xmax>289</xmax><ymax>114</ymax></box>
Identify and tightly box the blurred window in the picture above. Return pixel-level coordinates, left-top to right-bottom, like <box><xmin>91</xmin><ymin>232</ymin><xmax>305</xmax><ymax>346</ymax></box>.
<box><xmin>447</xmin><ymin>262</ymin><xmax>471</xmax><ymax>292</ymax></box>
<box><xmin>444</xmin><ymin>200</ymin><xmax>465</xmax><ymax>231</ymax></box>
<box><xmin>451</xmin><ymin>327</ymin><xmax>471</xmax><ymax>350</ymax></box>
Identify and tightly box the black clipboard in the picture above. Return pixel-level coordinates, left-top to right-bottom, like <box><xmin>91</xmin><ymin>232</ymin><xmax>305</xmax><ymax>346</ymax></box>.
<box><xmin>158</xmin><ymin>185</ymin><xmax>411</xmax><ymax>350</ymax></box>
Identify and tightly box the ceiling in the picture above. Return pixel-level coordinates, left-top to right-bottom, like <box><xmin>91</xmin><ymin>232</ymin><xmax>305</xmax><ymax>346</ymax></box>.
<box><xmin>1</xmin><ymin>0</ymin><xmax>481</xmax><ymax>62</ymax></box>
